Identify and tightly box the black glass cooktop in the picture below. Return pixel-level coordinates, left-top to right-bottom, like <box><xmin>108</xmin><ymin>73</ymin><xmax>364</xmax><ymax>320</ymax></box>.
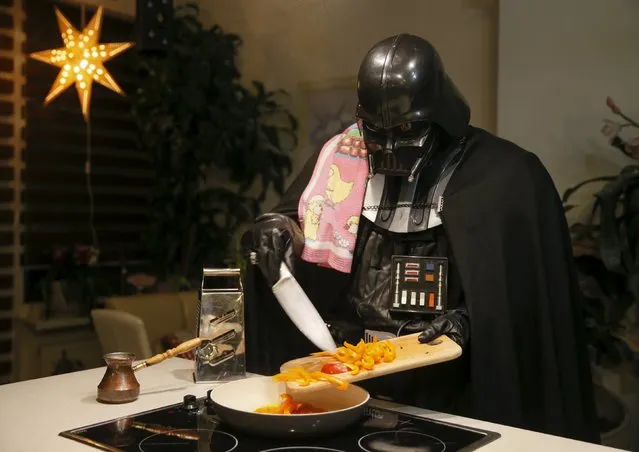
<box><xmin>60</xmin><ymin>392</ymin><xmax>500</xmax><ymax>452</ymax></box>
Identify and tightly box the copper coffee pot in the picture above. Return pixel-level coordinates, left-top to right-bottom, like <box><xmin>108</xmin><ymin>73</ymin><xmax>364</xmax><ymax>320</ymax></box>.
<box><xmin>97</xmin><ymin>329</ymin><xmax>235</xmax><ymax>404</ymax></box>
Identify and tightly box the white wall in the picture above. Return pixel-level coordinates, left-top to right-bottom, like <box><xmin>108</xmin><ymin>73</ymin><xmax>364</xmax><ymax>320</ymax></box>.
<box><xmin>201</xmin><ymin>0</ymin><xmax>498</xmax><ymax>208</ymax></box>
<box><xmin>62</xmin><ymin>0</ymin><xmax>497</xmax><ymax>209</ymax></box>
<box><xmin>498</xmin><ymin>2</ymin><xmax>639</xmax><ymax>448</ymax></box>
<box><xmin>67</xmin><ymin>0</ymin><xmax>497</xmax><ymax>135</ymax></box>
<box><xmin>497</xmin><ymin>0</ymin><xmax>639</xmax><ymax>220</ymax></box>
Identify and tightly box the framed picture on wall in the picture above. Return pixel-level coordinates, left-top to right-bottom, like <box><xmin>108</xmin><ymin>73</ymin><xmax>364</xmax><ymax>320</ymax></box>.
<box><xmin>298</xmin><ymin>76</ymin><xmax>358</xmax><ymax>156</ymax></box>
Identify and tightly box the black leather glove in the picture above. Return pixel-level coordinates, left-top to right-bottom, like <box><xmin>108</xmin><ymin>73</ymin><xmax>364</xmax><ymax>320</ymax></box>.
<box><xmin>249</xmin><ymin>213</ymin><xmax>304</xmax><ymax>287</ymax></box>
<box><xmin>418</xmin><ymin>308</ymin><xmax>470</xmax><ymax>348</ymax></box>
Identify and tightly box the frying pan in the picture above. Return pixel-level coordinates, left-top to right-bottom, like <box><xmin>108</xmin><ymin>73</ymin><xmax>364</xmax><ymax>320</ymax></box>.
<box><xmin>208</xmin><ymin>375</ymin><xmax>370</xmax><ymax>438</ymax></box>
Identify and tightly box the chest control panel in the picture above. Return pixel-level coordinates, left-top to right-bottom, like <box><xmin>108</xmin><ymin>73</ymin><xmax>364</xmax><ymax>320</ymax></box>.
<box><xmin>389</xmin><ymin>255</ymin><xmax>449</xmax><ymax>315</ymax></box>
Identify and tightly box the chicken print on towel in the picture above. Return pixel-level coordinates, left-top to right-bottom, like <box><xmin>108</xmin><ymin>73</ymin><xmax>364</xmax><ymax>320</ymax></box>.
<box><xmin>303</xmin><ymin>164</ymin><xmax>353</xmax><ymax>239</ymax></box>
<box><xmin>298</xmin><ymin>123</ymin><xmax>369</xmax><ymax>273</ymax></box>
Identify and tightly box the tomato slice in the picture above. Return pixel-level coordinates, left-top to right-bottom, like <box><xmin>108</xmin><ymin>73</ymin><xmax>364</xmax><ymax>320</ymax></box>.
<box><xmin>321</xmin><ymin>362</ymin><xmax>349</xmax><ymax>374</ymax></box>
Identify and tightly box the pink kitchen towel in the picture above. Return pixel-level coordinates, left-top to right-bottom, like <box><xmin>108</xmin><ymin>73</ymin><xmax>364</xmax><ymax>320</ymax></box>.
<box><xmin>298</xmin><ymin>123</ymin><xmax>369</xmax><ymax>273</ymax></box>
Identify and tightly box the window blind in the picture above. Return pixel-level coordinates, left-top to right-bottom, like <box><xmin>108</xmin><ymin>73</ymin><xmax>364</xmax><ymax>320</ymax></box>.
<box><xmin>0</xmin><ymin>0</ymin><xmax>24</xmax><ymax>384</ymax></box>
<box><xmin>23</xmin><ymin>0</ymin><xmax>150</xmax><ymax>272</ymax></box>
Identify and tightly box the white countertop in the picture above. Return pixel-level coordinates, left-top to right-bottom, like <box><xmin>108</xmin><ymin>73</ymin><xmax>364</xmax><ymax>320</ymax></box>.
<box><xmin>0</xmin><ymin>358</ymin><xmax>626</xmax><ymax>451</ymax></box>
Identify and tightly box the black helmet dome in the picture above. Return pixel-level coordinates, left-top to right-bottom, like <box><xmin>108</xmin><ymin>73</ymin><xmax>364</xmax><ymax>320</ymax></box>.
<box><xmin>356</xmin><ymin>34</ymin><xmax>470</xmax><ymax>138</ymax></box>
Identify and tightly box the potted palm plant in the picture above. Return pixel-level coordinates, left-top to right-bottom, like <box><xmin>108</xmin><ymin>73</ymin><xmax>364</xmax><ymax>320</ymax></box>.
<box><xmin>562</xmin><ymin>97</ymin><xmax>638</xmax><ymax>448</ymax></box>
<box><xmin>131</xmin><ymin>3</ymin><xmax>298</xmax><ymax>289</ymax></box>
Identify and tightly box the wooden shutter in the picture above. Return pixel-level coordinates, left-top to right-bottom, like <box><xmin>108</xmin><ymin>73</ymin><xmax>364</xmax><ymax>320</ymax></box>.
<box><xmin>0</xmin><ymin>0</ymin><xmax>25</xmax><ymax>384</ymax></box>
<box><xmin>23</xmin><ymin>1</ymin><xmax>150</xmax><ymax>273</ymax></box>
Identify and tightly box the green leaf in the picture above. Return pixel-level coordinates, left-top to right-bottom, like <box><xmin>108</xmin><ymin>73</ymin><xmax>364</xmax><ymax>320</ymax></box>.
<box><xmin>562</xmin><ymin>176</ymin><xmax>617</xmax><ymax>204</ymax></box>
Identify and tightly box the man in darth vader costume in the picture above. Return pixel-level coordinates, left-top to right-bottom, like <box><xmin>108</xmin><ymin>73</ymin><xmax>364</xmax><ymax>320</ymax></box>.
<box><xmin>243</xmin><ymin>34</ymin><xmax>599</xmax><ymax>443</ymax></box>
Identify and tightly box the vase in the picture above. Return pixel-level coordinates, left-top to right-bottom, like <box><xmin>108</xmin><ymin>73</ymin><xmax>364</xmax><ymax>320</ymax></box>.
<box><xmin>49</xmin><ymin>280</ymin><xmax>70</xmax><ymax>317</ymax></box>
<box><xmin>48</xmin><ymin>280</ymin><xmax>84</xmax><ymax>318</ymax></box>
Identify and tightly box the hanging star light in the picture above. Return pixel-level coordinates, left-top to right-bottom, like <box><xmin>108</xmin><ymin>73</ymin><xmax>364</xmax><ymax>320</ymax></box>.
<box><xmin>29</xmin><ymin>6</ymin><xmax>134</xmax><ymax>121</ymax></box>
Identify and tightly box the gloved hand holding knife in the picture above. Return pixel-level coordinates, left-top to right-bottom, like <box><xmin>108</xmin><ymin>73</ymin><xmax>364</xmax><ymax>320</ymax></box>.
<box><xmin>250</xmin><ymin>213</ymin><xmax>305</xmax><ymax>287</ymax></box>
<box><xmin>249</xmin><ymin>213</ymin><xmax>337</xmax><ymax>352</ymax></box>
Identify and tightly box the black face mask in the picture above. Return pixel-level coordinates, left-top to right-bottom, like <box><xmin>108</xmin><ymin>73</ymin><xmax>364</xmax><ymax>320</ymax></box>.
<box><xmin>354</xmin><ymin>34</ymin><xmax>471</xmax><ymax>178</ymax></box>
<box><xmin>360</xmin><ymin>120</ymin><xmax>436</xmax><ymax>181</ymax></box>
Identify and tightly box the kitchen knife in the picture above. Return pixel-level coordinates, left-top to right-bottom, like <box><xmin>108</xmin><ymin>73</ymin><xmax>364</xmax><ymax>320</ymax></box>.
<box><xmin>271</xmin><ymin>262</ymin><xmax>337</xmax><ymax>352</ymax></box>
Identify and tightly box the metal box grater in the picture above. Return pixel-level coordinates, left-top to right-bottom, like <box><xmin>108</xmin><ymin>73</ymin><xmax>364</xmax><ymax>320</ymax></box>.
<box><xmin>193</xmin><ymin>268</ymin><xmax>246</xmax><ymax>382</ymax></box>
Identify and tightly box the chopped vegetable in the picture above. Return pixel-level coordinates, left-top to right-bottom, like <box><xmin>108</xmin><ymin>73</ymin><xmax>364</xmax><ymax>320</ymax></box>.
<box><xmin>273</xmin><ymin>367</ymin><xmax>350</xmax><ymax>390</ymax></box>
<box><xmin>313</xmin><ymin>337</ymin><xmax>396</xmax><ymax>375</ymax></box>
<box><xmin>255</xmin><ymin>393</ymin><xmax>325</xmax><ymax>414</ymax></box>
<box><xmin>321</xmin><ymin>362</ymin><xmax>349</xmax><ymax>374</ymax></box>
<box><xmin>272</xmin><ymin>336</ymin><xmax>397</xmax><ymax>390</ymax></box>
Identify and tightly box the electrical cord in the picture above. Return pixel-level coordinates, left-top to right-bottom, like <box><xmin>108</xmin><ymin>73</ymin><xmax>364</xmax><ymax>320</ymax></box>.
<box><xmin>86</xmin><ymin>110</ymin><xmax>98</xmax><ymax>248</ymax></box>
<box><xmin>396</xmin><ymin>318</ymin><xmax>419</xmax><ymax>337</ymax></box>
<box><xmin>81</xmin><ymin>4</ymin><xmax>98</xmax><ymax>250</ymax></box>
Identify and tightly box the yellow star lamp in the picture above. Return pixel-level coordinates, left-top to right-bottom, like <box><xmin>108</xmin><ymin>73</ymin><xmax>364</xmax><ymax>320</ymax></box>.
<box><xmin>29</xmin><ymin>6</ymin><xmax>134</xmax><ymax>120</ymax></box>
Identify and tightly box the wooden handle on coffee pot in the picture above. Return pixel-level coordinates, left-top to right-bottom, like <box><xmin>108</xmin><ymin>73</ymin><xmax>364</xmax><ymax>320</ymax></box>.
<box><xmin>132</xmin><ymin>338</ymin><xmax>203</xmax><ymax>371</ymax></box>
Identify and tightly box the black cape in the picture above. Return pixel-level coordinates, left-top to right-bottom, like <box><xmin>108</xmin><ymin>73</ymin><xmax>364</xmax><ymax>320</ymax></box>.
<box><xmin>243</xmin><ymin>126</ymin><xmax>600</xmax><ymax>444</ymax></box>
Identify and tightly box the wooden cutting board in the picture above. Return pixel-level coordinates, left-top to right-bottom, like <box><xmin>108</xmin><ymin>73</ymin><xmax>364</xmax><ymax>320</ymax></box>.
<box><xmin>279</xmin><ymin>333</ymin><xmax>462</xmax><ymax>392</ymax></box>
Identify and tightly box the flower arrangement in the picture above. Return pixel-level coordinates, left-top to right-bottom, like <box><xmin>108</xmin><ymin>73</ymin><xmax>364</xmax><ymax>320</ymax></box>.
<box><xmin>599</xmin><ymin>97</ymin><xmax>639</xmax><ymax>160</ymax></box>
<box><xmin>45</xmin><ymin>244</ymin><xmax>102</xmax><ymax>317</ymax></box>
<box><xmin>50</xmin><ymin>244</ymin><xmax>100</xmax><ymax>279</ymax></box>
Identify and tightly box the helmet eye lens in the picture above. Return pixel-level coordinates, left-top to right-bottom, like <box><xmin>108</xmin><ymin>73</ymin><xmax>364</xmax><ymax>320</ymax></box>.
<box><xmin>396</xmin><ymin>121</ymin><xmax>429</xmax><ymax>139</ymax></box>
<box><xmin>361</xmin><ymin>121</ymin><xmax>429</xmax><ymax>139</ymax></box>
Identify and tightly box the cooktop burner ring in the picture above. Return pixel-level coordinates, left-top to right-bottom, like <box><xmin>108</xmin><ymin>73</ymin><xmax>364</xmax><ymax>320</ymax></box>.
<box><xmin>260</xmin><ymin>448</ymin><xmax>346</xmax><ymax>452</ymax></box>
<box><xmin>137</xmin><ymin>428</ymin><xmax>238</xmax><ymax>452</ymax></box>
<box><xmin>358</xmin><ymin>430</ymin><xmax>447</xmax><ymax>452</ymax></box>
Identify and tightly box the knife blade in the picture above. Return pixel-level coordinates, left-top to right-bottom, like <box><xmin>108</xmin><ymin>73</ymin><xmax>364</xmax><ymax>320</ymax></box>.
<box><xmin>271</xmin><ymin>262</ymin><xmax>337</xmax><ymax>352</ymax></box>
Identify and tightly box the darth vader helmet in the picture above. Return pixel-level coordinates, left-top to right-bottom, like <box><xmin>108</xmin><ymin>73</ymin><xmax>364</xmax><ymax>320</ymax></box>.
<box><xmin>356</xmin><ymin>34</ymin><xmax>471</xmax><ymax>180</ymax></box>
